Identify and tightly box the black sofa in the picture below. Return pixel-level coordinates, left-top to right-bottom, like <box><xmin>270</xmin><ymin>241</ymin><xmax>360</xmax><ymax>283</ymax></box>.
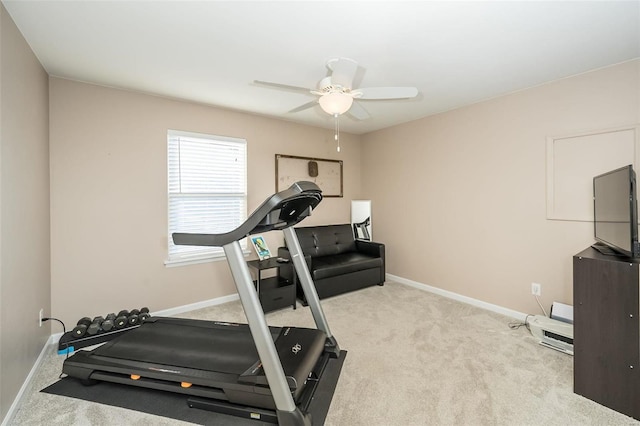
<box><xmin>278</xmin><ymin>223</ymin><xmax>385</xmax><ymax>305</ymax></box>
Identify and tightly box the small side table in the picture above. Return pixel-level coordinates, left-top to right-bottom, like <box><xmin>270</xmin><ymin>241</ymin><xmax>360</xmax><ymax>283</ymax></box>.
<box><xmin>246</xmin><ymin>258</ymin><xmax>296</xmax><ymax>313</ymax></box>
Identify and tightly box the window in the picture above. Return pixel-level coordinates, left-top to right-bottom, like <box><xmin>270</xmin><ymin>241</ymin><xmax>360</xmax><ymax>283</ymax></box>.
<box><xmin>167</xmin><ymin>130</ymin><xmax>247</xmax><ymax>265</ymax></box>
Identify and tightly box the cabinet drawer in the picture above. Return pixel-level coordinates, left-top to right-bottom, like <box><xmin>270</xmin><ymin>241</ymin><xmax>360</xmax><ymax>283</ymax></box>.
<box><xmin>260</xmin><ymin>282</ymin><xmax>295</xmax><ymax>313</ymax></box>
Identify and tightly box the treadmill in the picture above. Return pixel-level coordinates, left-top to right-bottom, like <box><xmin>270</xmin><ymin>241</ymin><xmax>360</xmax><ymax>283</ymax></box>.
<box><xmin>62</xmin><ymin>181</ymin><xmax>342</xmax><ymax>425</ymax></box>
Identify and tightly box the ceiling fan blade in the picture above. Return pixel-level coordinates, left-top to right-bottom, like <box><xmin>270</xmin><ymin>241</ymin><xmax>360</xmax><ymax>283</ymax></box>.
<box><xmin>253</xmin><ymin>80</ymin><xmax>312</xmax><ymax>94</ymax></box>
<box><xmin>357</xmin><ymin>87</ymin><xmax>418</xmax><ymax>100</ymax></box>
<box><xmin>347</xmin><ymin>101</ymin><xmax>370</xmax><ymax>121</ymax></box>
<box><xmin>327</xmin><ymin>58</ymin><xmax>358</xmax><ymax>89</ymax></box>
<box><xmin>288</xmin><ymin>100</ymin><xmax>318</xmax><ymax>113</ymax></box>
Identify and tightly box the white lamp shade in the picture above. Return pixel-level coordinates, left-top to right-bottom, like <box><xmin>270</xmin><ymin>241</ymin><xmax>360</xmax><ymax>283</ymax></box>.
<box><xmin>318</xmin><ymin>92</ymin><xmax>353</xmax><ymax>115</ymax></box>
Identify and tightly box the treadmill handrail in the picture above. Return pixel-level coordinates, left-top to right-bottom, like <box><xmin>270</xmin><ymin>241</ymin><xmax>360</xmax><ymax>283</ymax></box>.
<box><xmin>172</xmin><ymin>181</ymin><xmax>322</xmax><ymax>247</ymax></box>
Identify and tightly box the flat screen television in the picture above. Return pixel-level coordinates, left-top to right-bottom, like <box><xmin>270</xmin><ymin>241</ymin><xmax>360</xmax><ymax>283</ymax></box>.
<box><xmin>593</xmin><ymin>165</ymin><xmax>640</xmax><ymax>258</ymax></box>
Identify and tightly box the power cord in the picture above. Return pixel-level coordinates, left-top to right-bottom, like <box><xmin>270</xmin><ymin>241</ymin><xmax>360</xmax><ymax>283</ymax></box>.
<box><xmin>508</xmin><ymin>314</ymin><xmax>533</xmax><ymax>332</ymax></box>
<box><xmin>509</xmin><ymin>293</ymin><xmax>548</xmax><ymax>332</ymax></box>
<box><xmin>41</xmin><ymin>317</ymin><xmax>69</xmax><ymax>378</ymax></box>
<box><xmin>535</xmin><ymin>294</ymin><xmax>548</xmax><ymax>317</ymax></box>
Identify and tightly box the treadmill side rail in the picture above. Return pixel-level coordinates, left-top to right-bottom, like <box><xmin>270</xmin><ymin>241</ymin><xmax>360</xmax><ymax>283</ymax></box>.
<box><xmin>223</xmin><ymin>240</ymin><xmax>299</xmax><ymax>413</ymax></box>
<box><xmin>283</xmin><ymin>227</ymin><xmax>340</xmax><ymax>357</ymax></box>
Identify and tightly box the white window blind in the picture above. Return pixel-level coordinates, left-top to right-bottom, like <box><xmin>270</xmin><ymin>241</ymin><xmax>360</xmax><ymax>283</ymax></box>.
<box><xmin>167</xmin><ymin>130</ymin><xmax>247</xmax><ymax>263</ymax></box>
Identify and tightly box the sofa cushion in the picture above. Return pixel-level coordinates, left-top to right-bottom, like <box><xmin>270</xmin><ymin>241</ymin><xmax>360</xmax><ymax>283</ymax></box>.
<box><xmin>295</xmin><ymin>224</ymin><xmax>356</xmax><ymax>257</ymax></box>
<box><xmin>311</xmin><ymin>252</ymin><xmax>383</xmax><ymax>281</ymax></box>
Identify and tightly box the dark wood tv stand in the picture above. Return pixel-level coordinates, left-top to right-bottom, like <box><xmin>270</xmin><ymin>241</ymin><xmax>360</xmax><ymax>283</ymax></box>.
<box><xmin>573</xmin><ymin>247</ymin><xmax>639</xmax><ymax>420</ymax></box>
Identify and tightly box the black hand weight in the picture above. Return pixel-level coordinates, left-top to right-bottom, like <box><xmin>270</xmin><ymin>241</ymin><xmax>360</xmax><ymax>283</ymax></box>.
<box><xmin>127</xmin><ymin>314</ymin><xmax>139</xmax><ymax>326</ymax></box>
<box><xmin>71</xmin><ymin>317</ymin><xmax>92</xmax><ymax>339</ymax></box>
<box><xmin>77</xmin><ymin>317</ymin><xmax>92</xmax><ymax>327</ymax></box>
<box><xmin>101</xmin><ymin>318</ymin><xmax>114</xmax><ymax>331</ymax></box>
<box><xmin>114</xmin><ymin>315</ymin><xmax>128</xmax><ymax>329</ymax></box>
<box><xmin>86</xmin><ymin>320</ymin><xmax>102</xmax><ymax>336</ymax></box>
<box><xmin>72</xmin><ymin>324</ymin><xmax>88</xmax><ymax>338</ymax></box>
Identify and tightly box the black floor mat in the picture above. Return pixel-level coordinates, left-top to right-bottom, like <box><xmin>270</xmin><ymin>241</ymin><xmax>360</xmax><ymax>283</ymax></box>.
<box><xmin>41</xmin><ymin>350</ymin><xmax>346</xmax><ymax>425</ymax></box>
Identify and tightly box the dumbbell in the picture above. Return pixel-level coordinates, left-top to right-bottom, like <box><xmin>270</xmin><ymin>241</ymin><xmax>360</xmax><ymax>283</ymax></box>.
<box><xmin>137</xmin><ymin>307</ymin><xmax>150</xmax><ymax>323</ymax></box>
<box><xmin>126</xmin><ymin>307</ymin><xmax>151</xmax><ymax>326</ymax></box>
<box><xmin>114</xmin><ymin>313</ymin><xmax>129</xmax><ymax>329</ymax></box>
<box><xmin>99</xmin><ymin>313</ymin><xmax>116</xmax><ymax>332</ymax></box>
<box><xmin>127</xmin><ymin>312</ymin><xmax>139</xmax><ymax>326</ymax></box>
<box><xmin>86</xmin><ymin>317</ymin><xmax>104</xmax><ymax>336</ymax></box>
<box><xmin>72</xmin><ymin>317</ymin><xmax>92</xmax><ymax>339</ymax></box>
<box><xmin>102</xmin><ymin>318</ymin><xmax>115</xmax><ymax>331</ymax></box>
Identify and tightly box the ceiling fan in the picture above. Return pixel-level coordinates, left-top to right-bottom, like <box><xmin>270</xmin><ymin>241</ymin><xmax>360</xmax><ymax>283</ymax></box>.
<box><xmin>254</xmin><ymin>57</ymin><xmax>418</xmax><ymax>120</ymax></box>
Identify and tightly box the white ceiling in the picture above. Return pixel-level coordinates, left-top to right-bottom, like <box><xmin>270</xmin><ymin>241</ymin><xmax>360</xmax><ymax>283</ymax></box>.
<box><xmin>3</xmin><ymin>1</ymin><xmax>639</xmax><ymax>135</ymax></box>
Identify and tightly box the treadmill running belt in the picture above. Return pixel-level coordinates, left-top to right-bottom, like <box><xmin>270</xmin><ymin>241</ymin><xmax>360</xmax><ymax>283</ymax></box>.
<box><xmin>93</xmin><ymin>319</ymin><xmax>281</xmax><ymax>375</ymax></box>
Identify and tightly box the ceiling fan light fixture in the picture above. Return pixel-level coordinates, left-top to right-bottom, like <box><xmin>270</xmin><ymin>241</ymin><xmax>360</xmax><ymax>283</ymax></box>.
<box><xmin>318</xmin><ymin>92</ymin><xmax>353</xmax><ymax>115</ymax></box>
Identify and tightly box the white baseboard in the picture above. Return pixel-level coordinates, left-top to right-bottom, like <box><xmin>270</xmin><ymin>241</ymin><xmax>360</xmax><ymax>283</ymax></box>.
<box><xmin>151</xmin><ymin>292</ymin><xmax>240</xmax><ymax>317</ymax></box>
<box><xmin>387</xmin><ymin>273</ymin><xmax>528</xmax><ymax>321</ymax></box>
<box><xmin>1</xmin><ymin>334</ymin><xmax>55</xmax><ymax>426</ymax></box>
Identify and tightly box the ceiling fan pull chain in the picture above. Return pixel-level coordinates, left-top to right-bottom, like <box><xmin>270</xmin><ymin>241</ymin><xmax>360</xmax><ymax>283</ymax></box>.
<box><xmin>334</xmin><ymin>113</ymin><xmax>341</xmax><ymax>152</ymax></box>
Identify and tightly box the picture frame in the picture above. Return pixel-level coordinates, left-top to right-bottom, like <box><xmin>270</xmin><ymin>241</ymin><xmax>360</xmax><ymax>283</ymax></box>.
<box><xmin>250</xmin><ymin>235</ymin><xmax>272</xmax><ymax>260</ymax></box>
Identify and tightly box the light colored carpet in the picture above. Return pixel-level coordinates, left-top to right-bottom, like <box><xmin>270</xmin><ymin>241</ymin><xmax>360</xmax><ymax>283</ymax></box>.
<box><xmin>9</xmin><ymin>281</ymin><xmax>640</xmax><ymax>425</ymax></box>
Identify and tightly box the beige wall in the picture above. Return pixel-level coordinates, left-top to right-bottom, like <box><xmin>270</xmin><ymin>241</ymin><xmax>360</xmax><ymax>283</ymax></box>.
<box><xmin>49</xmin><ymin>78</ymin><xmax>362</xmax><ymax>326</ymax></box>
<box><xmin>362</xmin><ymin>60</ymin><xmax>640</xmax><ymax>315</ymax></box>
<box><xmin>0</xmin><ymin>3</ymin><xmax>50</xmax><ymax>421</ymax></box>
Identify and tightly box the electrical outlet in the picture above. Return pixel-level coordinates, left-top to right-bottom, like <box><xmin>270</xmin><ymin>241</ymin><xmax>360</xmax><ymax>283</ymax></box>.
<box><xmin>39</xmin><ymin>308</ymin><xmax>44</xmax><ymax>327</ymax></box>
<box><xmin>531</xmin><ymin>282</ymin><xmax>541</xmax><ymax>297</ymax></box>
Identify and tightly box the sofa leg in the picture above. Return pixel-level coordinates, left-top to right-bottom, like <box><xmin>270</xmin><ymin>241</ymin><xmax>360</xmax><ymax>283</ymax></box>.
<box><xmin>378</xmin><ymin>282</ymin><xmax>384</xmax><ymax>286</ymax></box>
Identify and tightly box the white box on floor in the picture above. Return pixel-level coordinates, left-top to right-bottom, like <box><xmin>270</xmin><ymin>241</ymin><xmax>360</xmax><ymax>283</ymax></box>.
<box><xmin>529</xmin><ymin>315</ymin><xmax>574</xmax><ymax>355</ymax></box>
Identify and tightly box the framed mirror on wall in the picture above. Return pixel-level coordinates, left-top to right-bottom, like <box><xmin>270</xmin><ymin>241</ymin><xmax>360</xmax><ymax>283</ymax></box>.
<box><xmin>351</xmin><ymin>200</ymin><xmax>372</xmax><ymax>240</ymax></box>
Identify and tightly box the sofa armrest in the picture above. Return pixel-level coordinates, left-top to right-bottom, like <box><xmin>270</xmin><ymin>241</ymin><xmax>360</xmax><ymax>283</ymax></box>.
<box><xmin>355</xmin><ymin>240</ymin><xmax>384</xmax><ymax>258</ymax></box>
<box><xmin>277</xmin><ymin>246</ymin><xmax>312</xmax><ymax>282</ymax></box>
<box><xmin>355</xmin><ymin>240</ymin><xmax>386</xmax><ymax>279</ymax></box>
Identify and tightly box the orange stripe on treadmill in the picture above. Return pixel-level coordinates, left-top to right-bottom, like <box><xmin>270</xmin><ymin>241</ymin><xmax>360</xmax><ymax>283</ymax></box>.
<box><xmin>181</xmin><ymin>382</ymin><xmax>192</xmax><ymax>388</ymax></box>
<box><xmin>131</xmin><ymin>375</ymin><xmax>141</xmax><ymax>380</ymax></box>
